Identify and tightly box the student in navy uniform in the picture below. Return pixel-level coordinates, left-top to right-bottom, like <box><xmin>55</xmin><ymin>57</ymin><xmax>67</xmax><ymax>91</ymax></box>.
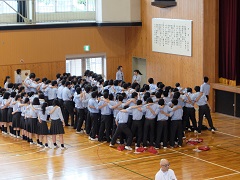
<box><xmin>49</xmin><ymin>99</ymin><xmax>66</xmax><ymax>149</ymax></box>
<box><xmin>88</xmin><ymin>91</ymin><xmax>99</xmax><ymax>141</ymax></box>
<box><xmin>169</xmin><ymin>99</ymin><xmax>183</xmax><ymax>148</ymax></box>
<box><xmin>193</xmin><ymin>86</ymin><xmax>216</xmax><ymax>133</ymax></box>
<box><xmin>143</xmin><ymin>97</ymin><xmax>159</xmax><ymax>148</ymax></box>
<box><xmin>37</xmin><ymin>102</ymin><xmax>50</xmax><ymax>148</ymax></box>
<box><xmin>110</xmin><ymin>105</ymin><xmax>133</xmax><ymax>151</ymax></box>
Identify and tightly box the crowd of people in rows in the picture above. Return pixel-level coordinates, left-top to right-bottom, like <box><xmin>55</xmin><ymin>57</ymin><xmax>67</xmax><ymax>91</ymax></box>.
<box><xmin>0</xmin><ymin>67</ymin><xmax>216</xmax><ymax>151</ymax></box>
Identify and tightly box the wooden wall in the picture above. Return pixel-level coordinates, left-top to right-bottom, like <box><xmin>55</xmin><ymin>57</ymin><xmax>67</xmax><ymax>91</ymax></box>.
<box><xmin>125</xmin><ymin>0</ymin><xmax>219</xmax><ymax>108</ymax></box>
<box><xmin>0</xmin><ymin>27</ymin><xmax>127</xmax><ymax>86</ymax></box>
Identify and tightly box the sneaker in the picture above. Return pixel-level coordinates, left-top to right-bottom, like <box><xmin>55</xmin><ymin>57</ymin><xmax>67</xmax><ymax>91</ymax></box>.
<box><xmin>194</xmin><ymin>130</ymin><xmax>198</xmax><ymax>133</ymax></box>
<box><xmin>125</xmin><ymin>146</ymin><xmax>132</xmax><ymax>151</ymax></box>
<box><xmin>60</xmin><ymin>146</ymin><xmax>67</xmax><ymax>150</ymax></box>
<box><xmin>44</xmin><ymin>146</ymin><xmax>50</xmax><ymax>149</ymax></box>
<box><xmin>16</xmin><ymin>136</ymin><xmax>20</xmax><ymax>139</ymax></box>
<box><xmin>53</xmin><ymin>145</ymin><xmax>59</xmax><ymax>149</ymax></box>
<box><xmin>30</xmin><ymin>142</ymin><xmax>34</xmax><ymax>145</ymax></box>
<box><xmin>39</xmin><ymin>144</ymin><xmax>44</xmax><ymax>148</ymax></box>
<box><xmin>182</xmin><ymin>136</ymin><xmax>186</xmax><ymax>139</ymax></box>
<box><xmin>116</xmin><ymin>140</ymin><xmax>121</xmax><ymax>144</ymax></box>
<box><xmin>188</xmin><ymin>128</ymin><xmax>192</xmax><ymax>132</ymax></box>
<box><xmin>109</xmin><ymin>143</ymin><xmax>114</xmax><ymax>147</ymax></box>
<box><xmin>155</xmin><ymin>147</ymin><xmax>159</xmax><ymax>150</ymax></box>
<box><xmin>88</xmin><ymin>136</ymin><xmax>91</xmax><ymax>140</ymax></box>
<box><xmin>90</xmin><ymin>138</ymin><xmax>98</xmax><ymax>141</ymax></box>
<box><xmin>76</xmin><ymin>131</ymin><xmax>81</xmax><ymax>134</ymax></box>
<box><xmin>178</xmin><ymin>145</ymin><xmax>182</xmax><ymax>148</ymax></box>
<box><xmin>211</xmin><ymin>129</ymin><xmax>215</xmax><ymax>132</ymax></box>
<box><xmin>163</xmin><ymin>147</ymin><xmax>167</xmax><ymax>149</ymax></box>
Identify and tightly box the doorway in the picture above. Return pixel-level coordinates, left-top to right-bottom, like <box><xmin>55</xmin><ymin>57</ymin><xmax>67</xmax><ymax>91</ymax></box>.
<box><xmin>132</xmin><ymin>57</ymin><xmax>147</xmax><ymax>87</ymax></box>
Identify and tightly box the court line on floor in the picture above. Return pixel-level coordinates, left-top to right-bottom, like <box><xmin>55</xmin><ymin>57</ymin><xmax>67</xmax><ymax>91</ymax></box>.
<box><xmin>216</xmin><ymin>131</ymin><xmax>240</xmax><ymax>139</ymax></box>
<box><xmin>0</xmin><ymin>142</ymin><xmax>104</xmax><ymax>165</ymax></box>
<box><xmin>14</xmin><ymin>151</ymin><xmax>178</xmax><ymax>179</ymax></box>
<box><xmin>169</xmin><ymin>149</ymin><xmax>240</xmax><ymax>173</ymax></box>
<box><xmin>205</xmin><ymin>172</ymin><xmax>240</xmax><ymax>180</ymax></box>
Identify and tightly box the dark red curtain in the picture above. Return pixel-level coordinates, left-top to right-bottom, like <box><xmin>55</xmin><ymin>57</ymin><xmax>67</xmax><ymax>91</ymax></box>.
<box><xmin>219</xmin><ymin>0</ymin><xmax>240</xmax><ymax>83</ymax></box>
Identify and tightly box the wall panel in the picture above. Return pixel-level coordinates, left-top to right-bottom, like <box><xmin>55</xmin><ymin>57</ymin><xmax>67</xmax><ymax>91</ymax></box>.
<box><xmin>0</xmin><ymin>27</ymin><xmax>127</xmax><ymax>85</ymax></box>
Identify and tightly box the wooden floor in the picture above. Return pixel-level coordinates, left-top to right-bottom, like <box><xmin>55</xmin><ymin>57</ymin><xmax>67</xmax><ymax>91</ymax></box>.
<box><xmin>1</xmin><ymin>113</ymin><xmax>240</xmax><ymax>180</ymax></box>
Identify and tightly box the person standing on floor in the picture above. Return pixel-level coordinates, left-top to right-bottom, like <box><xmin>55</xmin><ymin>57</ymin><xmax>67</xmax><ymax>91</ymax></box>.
<box><xmin>116</xmin><ymin>66</ymin><xmax>124</xmax><ymax>82</ymax></box>
<box><xmin>15</xmin><ymin>69</ymin><xmax>22</xmax><ymax>84</ymax></box>
<box><xmin>155</xmin><ymin>159</ymin><xmax>177</xmax><ymax>180</ymax></box>
<box><xmin>200</xmin><ymin>76</ymin><xmax>210</xmax><ymax>100</ymax></box>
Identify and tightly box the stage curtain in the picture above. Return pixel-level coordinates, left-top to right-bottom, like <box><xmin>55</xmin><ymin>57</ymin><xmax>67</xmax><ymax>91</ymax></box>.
<box><xmin>219</xmin><ymin>0</ymin><xmax>240</xmax><ymax>86</ymax></box>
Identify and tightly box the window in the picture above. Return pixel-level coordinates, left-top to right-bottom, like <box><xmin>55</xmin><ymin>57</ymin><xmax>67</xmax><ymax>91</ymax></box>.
<box><xmin>66</xmin><ymin>55</ymin><xmax>106</xmax><ymax>79</ymax></box>
<box><xmin>36</xmin><ymin>0</ymin><xmax>95</xmax><ymax>13</ymax></box>
<box><xmin>0</xmin><ymin>0</ymin><xmax>18</xmax><ymax>14</ymax></box>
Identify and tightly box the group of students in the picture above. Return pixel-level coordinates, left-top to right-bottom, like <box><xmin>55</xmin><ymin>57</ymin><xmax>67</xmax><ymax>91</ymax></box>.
<box><xmin>0</xmin><ymin>69</ymin><xmax>216</xmax><ymax>151</ymax></box>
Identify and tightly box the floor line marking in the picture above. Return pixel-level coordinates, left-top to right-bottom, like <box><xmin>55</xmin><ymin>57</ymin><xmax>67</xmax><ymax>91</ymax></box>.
<box><xmin>205</xmin><ymin>172</ymin><xmax>240</xmax><ymax>180</ymax></box>
<box><xmin>0</xmin><ymin>143</ymin><xmax>104</xmax><ymax>165</ymax></box>
<box><xmin>14</xmin><ymin>152</ymin><xmax>178</xmax><ymax>179</ymax></box>
<box><xmin>216</xmin><ymin>131</ymin><xmax>240</xmax><ymax>139</ymax></box>
<box><xmin>169</xmin><ymin>149</ymin><xmax>240</xmax><ymax>173</ymax></box>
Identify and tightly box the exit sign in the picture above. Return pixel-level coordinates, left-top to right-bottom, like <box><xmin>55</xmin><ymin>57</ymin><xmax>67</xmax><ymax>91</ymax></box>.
<box><xmin>84</xmin><ymin>45</ymin><xmax>90</xmax><ymax>51</ymax></box>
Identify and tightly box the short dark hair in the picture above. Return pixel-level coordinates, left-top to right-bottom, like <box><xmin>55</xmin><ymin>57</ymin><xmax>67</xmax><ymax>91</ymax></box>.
<box><xmin>91</xmin><ymin>91</ymin><xmax>98</xmax><ymax>98</ymax></box>
<box><xmin>204</xmin><ymin>76</ymin><xmax>209</xmax><ymax>83</ymax></box>
<box><xmin>194</xmin><ymin>86</ymin><xmax>201</xmax><ymax>92</ymax></box>
<box><xmin>16</xmin><ymin>69</ymin><xmax>21</xmax><ymax>74</ymax></box>
<box><xmin>171</xmin><ymin>98</ymin><xmax>178</xmax><ymax>105</ymax></box>
<box><xmin>158</xmin><ymin>98</ymin><xmax>165</xmax><ymax>106</ymax></box>
<box><xmin>148</xmin><ymin>78</ymin><xmax>154</xmax><ymax>84</ymax></box>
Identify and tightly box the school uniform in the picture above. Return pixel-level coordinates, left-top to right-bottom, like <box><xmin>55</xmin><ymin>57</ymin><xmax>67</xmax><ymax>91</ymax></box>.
<box><xmin>37</xmin><ymin>109</ymin><xmax>49</xmax><ymax>135</ymax></box>
<box><xmin>111</xmin><ymin>111</ymin><xmax>133</xmax><ymax>146</ymax></box>
<box><xmin>149</xmin><ymin>84</ymin><xmax>158</xmax><ymax>93</ymax></box>
<box><xmin>1</xmin><ymin>99</ymin><xmax>10</xmax><ymax>122</ymax></box>
<box><xmin>62</xmin><ymin>87</ymin><xmax>74</xmax><ymax>126</ymax></box>
<box><xmin>155</xmin><ymin>105</ymin><xmax>172</xmax><ymax>148</ymax></box>
<box><xmin>73</xmin><ymin>93</ymin><xmax>85</xmax><ymax>132</ymax></box>
<box><xmin>108</xmin><ymin>101</ymin><xmax>124</xmax><ymax>137</ymax></box>
<box><xmin>98</xmin><ymin>99</ymin><xmax>112</xmax><ymax>142</ymax></box>
<box><xmin>82</xmin><ymin>92</ymin><xmax>91</xmax><ymax>134</ymax></box>
<box><xmin>116</xmin><ymin>70</ymin><xmax>124</xmax><ymax>81</ymax></box>
<box><xmin>12</xmin><ymin>101</ymin><xmax>21</xmax><ymax>129</ymax></box>
<box><xmin>192</xmin><ymin>92</ymin><xmax>214</xmax><ymax>133</ymax></box>
<box><xmin>49</xmin><ymin>106</ymin><xmax>65</xmax><ymax>135</ymax></box>
<box><xmin>132</xmin><ymin>74</ymin><xmax>141</xmax><ymax>84</ymax></box>
<box><xmin>88</xmin><ymin>98</ymin><xmax>99</xmax><ymax>139</ymax></box>
<box><xmin>27</xmin><ymin>105</ymin><xmax>40</xmax><ymax>134</ymax></box>
<box><xmin>0</xmin><ymin>96</ymin><xmax>3</xmax><ymax>122</ymax></box>
<box><xmin>46</xmin><ymin>86</ymin><xmax>58</xmax><ymax>106</ymax></box>
<box><xmin>7</xmin><ymin>98</ymin><xmax>14</xmax><ymax>123</ymax></box>
<box><xmin>20</xmin><ymin>105</ymin><xmax>27</xmax><ymax>130</ymax></box>
<box><xmin>184</xmin><ymin>93</ymin><xmax>197</xmax><ymax>131</ymax></box>
<box><xmin>127</xmin><ymin>107</ymin><xmax>145</xmax><ymax>147</ymax></box>
<box><xmin>143</xmin><ymin>104</ymin><xmax>159</xmax><ymax>147</ymax></box>
<box><xmin>200</xmin><ymin>83</ymin><xmax>210</xmax><ymax>100</ymax></box>
<box><xmin>170</xmin><ymin>106</ymin><xmax>183</xmax><ymax>147</ymax></box>
<box><xmin>57</xmin><ymin>84</ymin><xmax>65</xmax><ymax>112</ymax></box>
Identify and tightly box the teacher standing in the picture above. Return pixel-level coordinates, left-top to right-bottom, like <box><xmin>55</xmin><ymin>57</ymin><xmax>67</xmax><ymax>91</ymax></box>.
<box><xmin>132</xmin><ymin>70</ymin><xmax>142</xmax><ymax>84</ymax></box>
<box><xmin>116</xmin><ymin>66</ymin><xmax>124</xmax><ymax>81</ymax></box>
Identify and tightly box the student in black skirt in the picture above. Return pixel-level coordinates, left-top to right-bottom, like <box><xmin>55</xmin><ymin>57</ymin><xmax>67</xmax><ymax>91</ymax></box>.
<box><xmin>28</xmin><ymin>97</ymin><xmax>41</xmax><ymax>144</ymax></box>
<box><xmin>8</xmin><ymin>91</ymin><xmax>17</xmax><ymax>136</ymax></box>
<box><xmin>12</xmin><ymin>95</ymin><xmax>22</xmax><ymax>138</ymax></box>
<box><xmin>49</xmin><ymin>99</ymin><xmax>66</xmax><ymax>149</ymax></box>
<box><xmin>1</xmin><ymin>92</ymin><xmax>11</xmax><ymax>134</ymax></box>
<box><xmin>37</xmin><ymin>102</ymin><xmax>49</xmax><ymax>148</ymax></box>
<box><xmin>20</xmin><ymin>97</ymin><xmax>30</xmax><ymax>141</ymax></box>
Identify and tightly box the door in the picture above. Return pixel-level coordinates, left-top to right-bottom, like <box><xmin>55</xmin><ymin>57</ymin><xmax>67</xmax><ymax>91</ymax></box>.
<box><xmin>132</xmin><ymin>57</ymin><xmax>147</xmax><ymax>87</ymax></box>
